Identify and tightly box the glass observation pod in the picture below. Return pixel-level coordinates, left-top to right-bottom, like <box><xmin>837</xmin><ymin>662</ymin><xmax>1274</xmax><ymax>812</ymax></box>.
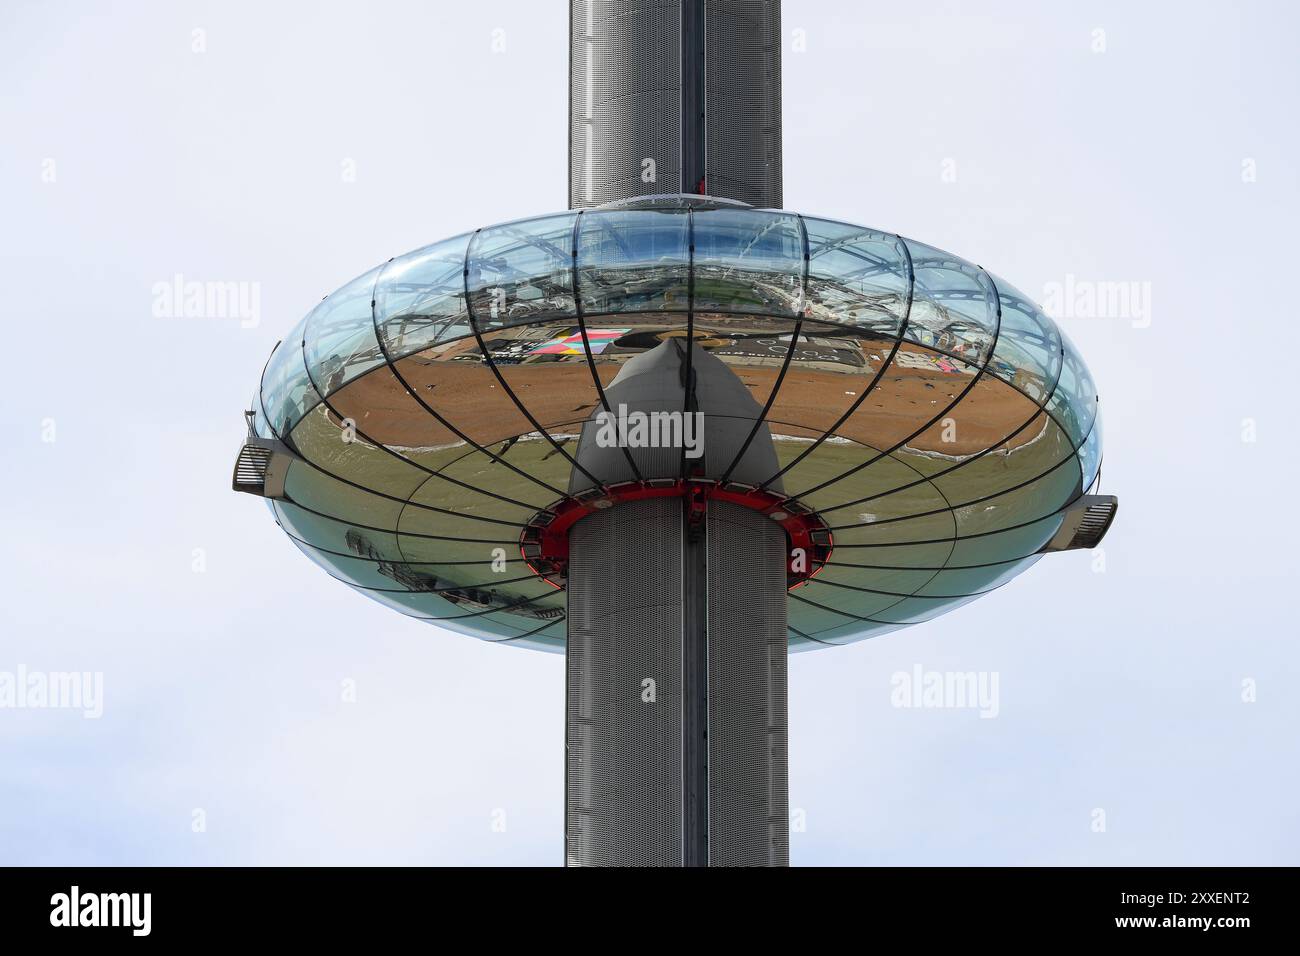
<box><xmin>245</xmin><ymin>195</ymin><xmax>1103</xmax><ymax>653</ymax></box>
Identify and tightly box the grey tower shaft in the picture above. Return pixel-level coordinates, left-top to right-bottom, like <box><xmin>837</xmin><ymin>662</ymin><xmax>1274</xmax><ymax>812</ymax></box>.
<box><xmin>564</xmin><ymin>340</ymin><xmax>790</xmax><ymax>867</ymax></box>
<box><xmin>569</xmin><ymin>0</ymin><xmax>783</xmax><ymax>209</ymax></box>
<box><xmin>566</xmin><ymin>498</ymin><xmax>789</xmax><ymax>866</ymax></box>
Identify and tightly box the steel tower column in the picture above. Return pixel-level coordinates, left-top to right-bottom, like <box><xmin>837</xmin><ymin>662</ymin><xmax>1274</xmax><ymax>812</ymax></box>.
<box><xmin>563</xmin><ymin>0</ymin><xmax>789</xmax><ymax>868</ymax></box>
<box><xmin>565</xmin><ymin>496</ymin><xmax>788</xmax><ymax>866</ymax></box>
<box><xmin>569</xmin><ymin>0</ymin><xmax>783</xmax><ymax>209</ymax></box>
<box><xmin>564</xmin><ymin>337</ymin><xmax>790</xmax><ymax>866</ymax></box>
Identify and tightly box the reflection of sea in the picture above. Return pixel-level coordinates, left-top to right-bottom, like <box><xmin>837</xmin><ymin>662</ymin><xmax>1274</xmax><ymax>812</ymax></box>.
<box><xmin>344</xmin><ymin>530</ymin><xmax>563</xmax><ymax>620</ymax></box>
<box><xmin>772</xmin><ymin>434</ymin><xmax>852</xmax><ymax>443</ymax></box>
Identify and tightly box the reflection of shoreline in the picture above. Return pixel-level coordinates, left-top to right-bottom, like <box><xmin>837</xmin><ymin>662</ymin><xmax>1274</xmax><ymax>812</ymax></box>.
<box><xmin>323</xmin><ymin>322</ymin><xmax>1038</xmax><ymax>454</ymax></box>
<box><xmin>348</xmin><ymin>432</ymin><xmax>587</xmax><ymax>455</ymax></box>
<box><xmin>899</xmin><ymin>413</ymin><xmax>1052</xmax><ymax>463</ymax></box>
<box><xmin>772</xmin><ymin>433</ymin><xmax>851</xmax><ymax>444</ymax></box>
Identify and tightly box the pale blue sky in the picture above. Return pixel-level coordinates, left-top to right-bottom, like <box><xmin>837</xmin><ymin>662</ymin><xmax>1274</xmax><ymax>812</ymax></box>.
<box><xmin>1</xmin><ymin>0</ymin><xmax>1296</xmax><ymax>865</ymax></box>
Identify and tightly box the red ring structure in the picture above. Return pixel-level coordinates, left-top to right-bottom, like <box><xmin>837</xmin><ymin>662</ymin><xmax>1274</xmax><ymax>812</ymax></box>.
<box><xmin>520</xmin><ymin>479</ymin><xmax>834</xmax><ymax>590</ymax></box>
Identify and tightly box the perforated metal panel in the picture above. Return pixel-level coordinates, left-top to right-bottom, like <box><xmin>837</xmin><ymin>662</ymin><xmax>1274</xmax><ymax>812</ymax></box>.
<box><xmin>565</xmin><ymin>493</ymin><xmax>789</xmax><ymax>866</ymax></box>
<box><xmin>570</xmin><ymin>0</ymin><xmax>683</xmax><ymax>208</ymax></box>
<box><xmin>705</xmin><ymin>0</ymin><xmax>783</xmax><ymax>207</ymax></box>
<box><xmin>569</xmin><ymin>0</ymin><xmax>782</xmax><ymax>209</ymax></box>
<box><xmin>706</xmin><ymin>501</ymin><xmax>789</xmax><ymax>866</ymax></box>
<box><xmin>566</xmin><ymin>497</ymin><xmax>684</xmax><ymax>866</ymax></box>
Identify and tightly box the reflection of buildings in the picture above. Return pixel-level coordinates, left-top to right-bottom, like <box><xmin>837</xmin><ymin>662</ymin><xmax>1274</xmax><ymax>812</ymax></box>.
<box><xmin>323</xmin><ymin>311</ymin><xmax>1057</xmax><ymax>463</ymax></box>
<box><xmin>344</xmin><ymin>530</ymin><xmax>563</xmax><ymax>620</ymax></box>
<box><xmin>431</xmin><ymin>321</ymin><xmax>872</xmax><ymax>374</ymax></box>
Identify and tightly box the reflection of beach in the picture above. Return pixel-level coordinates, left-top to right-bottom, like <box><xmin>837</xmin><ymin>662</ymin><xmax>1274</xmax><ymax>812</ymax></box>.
<box><xmin>754</xmin><ymin>350</ymin><xmax>1041</xmax><ymax>457</ymax></box>
<box><xmin>325</xmin><ymin>330</ymin><xmax>1041</xmax><ymax>459</ymax></box>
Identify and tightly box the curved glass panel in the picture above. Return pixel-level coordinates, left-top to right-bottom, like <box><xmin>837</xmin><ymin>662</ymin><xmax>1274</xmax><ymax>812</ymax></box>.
<box><xmin>803</xmin><ymin>218</ymin><xmax>910</xmax><ymax>336</ymax></box>
<box><xmin>871</xmin><ymin>592</ymin><xmax>981</xmax><ymax>626</ymax></box>
<box><xmin>692</xmin><ymin>208</ymin><xmax>804</xmax><ymax>316</ymax></box>
<box><xmin>258</xmin><ymin>314</ymin><xmax>314</xmax><ymax>439</ymax></box>
<box><xmin>577</xmin><ymin>208</ymin><xmax>690</xmax><ymax>314</ymax></box>
<box><xmin>949</xmin><ymin>458</ymin><xmax>1080</xmax><ymax>537</ymax></box>
<box><xmin>286</xmin><ymin>536</ymin><xmax>437</xmax><ymax>592</ymax></box>
<box><xmin>500</xmin><ymin>619</ymin><xmax>567</xmax><ymax>652</ymax></box>
<box><xmin>288</xmin><ymin>404</ymin><xmax>428</xmax><ymax>501</ymax></box>
<box><xmin>362</xmin><ymin>578</ymin><xmax>562</xmax><ymax>624</ymax></box>
<box><xmin>274</xmin><ymin>499</ymin><xmax>406</xmax><ymax>565</ymax></box>
<box><xmin>466</xmin><ymin>213</ymin><xmax>577</xmax><ymax>329</ymax></box>
<box><xmin>788</xmin><ymin>632</ymin><xmax>821</xmax><ymax>653</ymax></box>
<box><xmin>346</xmin><ymin>583</ymin><xmax>474</xmax><ymax>622</ymax></box>
<box><xmin>902</xmin><ymin>239</ymin><xmax>999</xmax><ymax>368</ymax></box>
<box><xmin>713</xmin><ymin>317</ymin><xmax>900</xmax><ymax>474</ymax></box>
<box><xmin>1044</xmin><ymin>331</ymin><xmax>1098</xmax><ymax>447</ymax></box>
<box><xmin>374</xmin><ymin>233</ymin><xmax>472</xmax><ymax>360</ymax></box>
<box><xmin>988</xmin><ymin>276</ymin><xmax>1062</xmax><ymax>406</ymax></box>
<box><xmin>797</xmin><ymin>579</ymin><xmax>910</xmax><ymax>620</ymax></box>
<box><xmin>432</xmin><ymin>443</ymin><xmax>558</xmax><ymax>511</ymax></box>
<box><xmin>475</xmin><ymin>596</ymin><xmax>568</xmax><ymax>635</ymax></box>
<box><xmin>813</xmin><ymin>561</ymin><xmax>936</xmax><ymax>597</ymax></box>
<box><xmin>282</xmin><ymin>459</ymin><xmax>407</xmax><ymax>532</ymax></box>
<box><xmin>913</xmin><ymin>555</ymin><xmax>1043</xmax><ymax>600</ymax></box>
<box><xmin>804</xmin><ymin>619</ymin><xmax>905</xmax><ymax>645</ymax></box>
<box><xmin>788</xmin><ymin>593</ymin><xmax>866</xmax><ymax>635</ymax></box>
<box><xmin>927</xmin><ymin>411</ymin><xmax>1072</xmax><ymax>508</ymax></box>
<box><xmin>830</xmin><ymin>510</ymin><xmax>956</xmax><ymax>548</ymax></box>
<box><xmin>947</xmin><ymin>512</ymin><xmax>1064</xmax><ymax>566</ymax></box>
<box><xmin>303</xmin><ymin>266</ymin><xmax>384</xmax><ymax>404</ymax></box>
<box><xmin>775</xmin><ymin>343</ymin><xmax>983</xmax><ymax>502</ymax></box>
<box><xmin>1079</xmin><ymin>409</ymin><xmax>1103</xmax><ymax>492</ymax></box>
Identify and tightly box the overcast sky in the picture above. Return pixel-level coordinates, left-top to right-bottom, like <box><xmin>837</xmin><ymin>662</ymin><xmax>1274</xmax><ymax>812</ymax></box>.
<box><xmin>1</xmin><ymin>0</ymin><xmax>1296</xmax><ymax>865</ymax></box>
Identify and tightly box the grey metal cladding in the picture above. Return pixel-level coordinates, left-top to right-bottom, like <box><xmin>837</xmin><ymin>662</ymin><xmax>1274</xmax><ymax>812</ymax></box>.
<box><xmin>566</xmin><ymin>497</ymin><xmax>685</xmax><ymax>866</ymax></box>
<box><xmin>569</xmin><ymin>0</ymin><xmax>782</xmax><ymax>209</ymax></box>
<box><xmin>570</xmin><ymin>0</ymin><xmax>683</xmax><ymax>208</ymax></box>
<box><xmin>705</xmin><ymin>0</ymin><xmax>782</xmax><ymax>208</ymax></box>
<box><xmin>706</xmin><ymin>500</ymin><xmax>789</xmax><ymax>866</ymax></box>
<box><xmin>564</xmin><ymin>495</ymin><xmax>790</xmax><ymax>866</ymax></box>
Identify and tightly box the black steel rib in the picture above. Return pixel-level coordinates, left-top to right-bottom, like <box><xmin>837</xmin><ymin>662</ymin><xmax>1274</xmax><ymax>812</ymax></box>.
<box><xmin>462</xmin><ymin>225</ymin><xmax>604</xmax><ymax>489</ymax></box>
